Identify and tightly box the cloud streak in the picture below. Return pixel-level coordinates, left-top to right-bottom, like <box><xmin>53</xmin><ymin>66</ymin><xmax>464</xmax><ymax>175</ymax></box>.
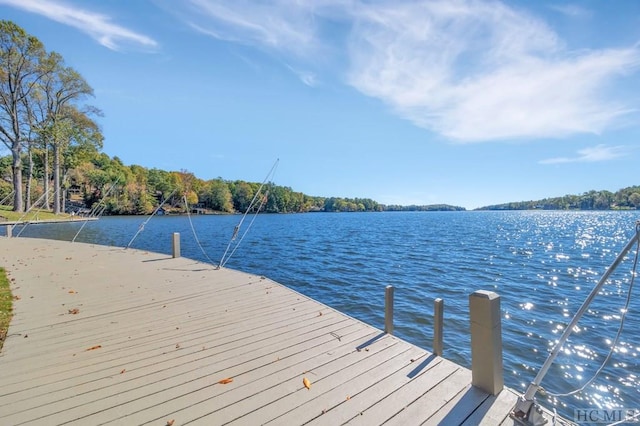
<box><xmin>540</xmin><ymin>144</ymin><xmax>628</xmax><ymax>164</ymax></box>
<box><xmin>171</xmin><ymin>0</ymin><xmax>640</xmax><ymax>142</ymax></box>
<box><xmin>184</xmin><ymin>0</ymin><xmax>326</xmax><ymax>57</ymax></box>
<box><xmin>0</xmin><ymin>0</ymin><xmax>158</xmax><ymax>51</ymax></box>
<box><xmin>347</xmin><ymin>1</ymin><xmax>640</xmax><ymax>142</ymax></box>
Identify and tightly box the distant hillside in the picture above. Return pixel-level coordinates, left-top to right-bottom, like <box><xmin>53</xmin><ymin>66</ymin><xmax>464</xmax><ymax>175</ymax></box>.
<box><xmin>476</xmin><ymin>186</ymin><xmax>640</xmax><ymax>211</ymax></box>
<box><xmin>383</xmin><ymin>204</ymin><xmax>466</xmax><ymax>212</ymax></box>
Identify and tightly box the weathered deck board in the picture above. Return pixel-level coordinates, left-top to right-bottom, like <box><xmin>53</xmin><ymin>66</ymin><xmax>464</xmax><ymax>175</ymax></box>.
<box><xmin>0</xmin><ymin>237</ymin><xmax>571</xmax><ymax>425</ymax></box>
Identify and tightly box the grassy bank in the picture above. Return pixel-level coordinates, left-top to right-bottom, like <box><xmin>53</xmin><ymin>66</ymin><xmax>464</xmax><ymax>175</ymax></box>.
<box><xmin>0</xmin><ymin>267</ymin><xmax>12</xmax><ymax>352</ymax></box>
<box><xmin>0</xmin><ymin>205</ymin><xmax>71</xmax><ymax>222</ymax></box>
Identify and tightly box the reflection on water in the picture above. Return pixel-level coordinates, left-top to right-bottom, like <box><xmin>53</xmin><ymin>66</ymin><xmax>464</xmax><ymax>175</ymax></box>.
<box><xmin>9</xmin><ymin>210</ymin><xmax>640</xmax><ymax>419</ymax></box>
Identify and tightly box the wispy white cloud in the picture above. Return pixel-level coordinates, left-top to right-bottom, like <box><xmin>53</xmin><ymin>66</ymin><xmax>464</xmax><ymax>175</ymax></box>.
<box><xmin>549</xmin><ymin>3</ymin><xmax>593</xmax><ymax>19</ymax></box>
<box><xmin>185</xmin><ymin>0</ymin><xmax>326</xmax><ymax>57</ymax></box>
<box><xmin>347</xmin><ymin>0</ymin><xmax>640</xmax><ymax>142</ymax></box>
<box><xmin>540</xmin><ymin>144</ymin><xmax>628</xmax><ymax>164</ymax></box>
<box><xmin>0</xmin><ymin>0</ymin><xmax>158</xmax><ymax>51</ymax></box>
<box><xmin>286</xmin><ymin>65</ymin><xmax>318</xmax><ymax>87</ymax></box>
<box><xmin>171</xmin><ymin>0</ymin><xmax>640</xmax><ymax>142</ymax></box>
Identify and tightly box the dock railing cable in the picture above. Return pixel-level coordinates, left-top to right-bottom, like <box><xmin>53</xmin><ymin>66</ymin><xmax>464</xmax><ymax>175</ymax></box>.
<box><xmin>0</xmin><ymin>190</ymin><xmax>15</xmax><ymax>206</ymax></box>
<box><xmin>72</xmin><ymin>179</ymin><xmax>119</xmax><ymax>243</ymax></box>
<box><xmin>512</xmin><ymin>221</ymin><xmax>640</xmax><ymax>424</ymax></box>
<box><xmin>218</xmin><ymin>159</ymin><xmax>278</xmax><ymax>268</ymax></box>
<box><xmin>13</xmin><ymin>188</ymin><xmax>52</xmax><ymax>237</ymax></box>
<box><xmin>125</xmin><ymin>188</ymin><xmax>176</xmax><ymax>249</ymax></box>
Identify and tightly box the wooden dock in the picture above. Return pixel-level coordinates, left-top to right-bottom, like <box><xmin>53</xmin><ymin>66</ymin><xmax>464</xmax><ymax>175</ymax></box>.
<box><xmin>0</xmin><ymin>237</ymin><xmax>570</xmax><ymax>425</ymax></box>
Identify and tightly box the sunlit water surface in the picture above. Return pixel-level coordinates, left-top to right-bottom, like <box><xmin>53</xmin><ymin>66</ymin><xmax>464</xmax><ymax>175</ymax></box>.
<box><xmin>14</xmin><ymin>210</ymin><xmax>640</xmax><ymax>420</ymax></box>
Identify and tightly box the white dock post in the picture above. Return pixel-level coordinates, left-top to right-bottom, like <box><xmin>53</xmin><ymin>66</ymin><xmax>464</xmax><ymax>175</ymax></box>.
<box><xmin>469</xmin><ymin>290</ymin><xmax>504</xmax><ymax>395</ymax></box>
<box><xmin>172</xmin><ymin>232</ymin><xmax>180</xmax><ymax>258</ymax></box>
<box><xmin>433</xmin><ymin>298</ymin><xmax>444</xmax><ymax>356</ymax></box>
<box><xmin>6</xmin><ymin>225</ymin><xmax>12</xmax><ymax>238</ymax></box>
<box><xmin>385</xmin><ymin>285</ymin><xmax>394</xmax><ymax>335</ymax></box>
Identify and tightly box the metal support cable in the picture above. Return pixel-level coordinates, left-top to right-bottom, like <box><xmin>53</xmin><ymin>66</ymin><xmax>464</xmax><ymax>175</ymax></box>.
<box><xmin>183</xmin><ymin>194</ymin><xmax>217</xmax><ymax>266</ymax></box>
<box><xmin>513</xmin><ymin>222</ymin><xmax>640</xmax><ymax>419</ymax></box>
<box><xmin>126</xmin><ymin>188</ymin><xmax>177</xmax><ymax>249</ymax></box>
<box><xmin>544</xmin><ymin>222</ymin><xmax>639</xmax><ymax>397</ymax></box>
<box><xmin>72</xmin><ymin>179</ymin><xmax>119</xmax><ymax>243</ymax></box>
<box><xmin>218</xmin><ymin>159</ymin><xmax>278</xmax><ymax>268</ymax></box>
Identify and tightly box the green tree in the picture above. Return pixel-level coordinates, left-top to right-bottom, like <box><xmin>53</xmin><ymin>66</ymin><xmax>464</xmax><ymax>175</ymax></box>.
<box><xmin>205</xmin><ymin>179</ymin><xmax>233</xmax><ymax>212</ymax></box>
<box><xmin>0</xmin><ymin>21</ymin><xmax>48</xmax><ymax>212</ymax></box>
<box><xmin>230</xmin><ymin>180</ymin><xmax>255</xmax><ymax>213</ymax></box>
<box><xmin>34</xmin><ymin>53</ymin><xmax>96</xmax><ymax>214</ymax></box>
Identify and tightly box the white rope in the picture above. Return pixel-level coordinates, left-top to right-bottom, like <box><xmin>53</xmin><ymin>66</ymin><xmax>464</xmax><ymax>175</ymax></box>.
<box><xmin>543</xmin><ymin>223</ymin><xmax>640</xmax><ymax>398</ymax></box>
<box><xmin>72</xmin><ymin>179</ymin><xmax>119</xmax><ymax>243</ymax></box>
<box><xmin>220</xmin><ymin>190</ymin><xmax>269</xmax><ymax>268</ymax></box>
<box><xmin>126</xmin><ymin>188</ymin><xmax>177</xmax><ymax>249</ymax></box>
<box><xmin>183</xmin><ymin>194</ymin><xmax>217</xmax><ymax>266</ymax></box>
<box><xmin>0</xmin><ymin>190</ymin><xmax>15</xmax><ymax>206</ymax></box>
<box><xmin>218</xmin><ymin>159</ymin><xmax>278</xmax><ymax>268</ymax></box>
<box><xmin>14</xmin><ymin>188</ymin><xmax>52</xmax><ymax>237</ymax></box>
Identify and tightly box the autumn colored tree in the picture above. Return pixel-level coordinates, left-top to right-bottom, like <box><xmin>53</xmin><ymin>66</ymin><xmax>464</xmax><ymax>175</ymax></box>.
<box><xmin>33</xmin><ymin>53</ymin><xmax>97</xmax><ymax>214</ymax></box>
<box><xmin>0</xmin><ymin>21</ymin><xmax>48</xmax><ymax>211</ymax></box>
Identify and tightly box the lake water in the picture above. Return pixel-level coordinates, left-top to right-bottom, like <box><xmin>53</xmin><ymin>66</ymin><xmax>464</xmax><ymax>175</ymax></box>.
<box><xmin>10</xmin><ymin>210</ymin><xmax>640</xmax><ymax>420</ymax></box>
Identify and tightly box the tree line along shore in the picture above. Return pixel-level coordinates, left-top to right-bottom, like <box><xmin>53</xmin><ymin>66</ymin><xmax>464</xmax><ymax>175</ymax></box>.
<box><xmin>1</xmin><ymin>21</ymin><xmax>638</xmax><ymax>217</ymax></box>
<box><xmin>0</xmin><ymin>20</ymin><xmax>462</xmax><ymax>216</ymax></box>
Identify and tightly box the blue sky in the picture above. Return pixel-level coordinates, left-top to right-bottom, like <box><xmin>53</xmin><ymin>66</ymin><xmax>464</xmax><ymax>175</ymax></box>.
<box><xmin>1</xmin><ymin>0</ymin><xmax>639</xmax><ymax>209</ymax></box>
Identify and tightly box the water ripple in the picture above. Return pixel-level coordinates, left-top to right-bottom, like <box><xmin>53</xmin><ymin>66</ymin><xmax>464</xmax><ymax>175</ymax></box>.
<box><xmin>16</xmin><ymin>210</ymin><xmax>640</xmax><ymax>419</ymax></box>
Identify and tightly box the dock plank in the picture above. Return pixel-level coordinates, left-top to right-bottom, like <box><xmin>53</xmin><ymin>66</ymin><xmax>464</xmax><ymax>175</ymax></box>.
<box><xmin>0</xmin><ymin>237</ymin><xmax>570</xmax><ymax>425</ymax></box>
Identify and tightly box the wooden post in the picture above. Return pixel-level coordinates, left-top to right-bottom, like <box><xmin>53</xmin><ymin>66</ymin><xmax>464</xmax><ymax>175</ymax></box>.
<box><xmin>6</xmin><ymin>225</ymin><xmax>12</xmax><ymax>238</ymax></box>
<box><xmin>172</xmin><ymin>232</ymin><xmax>180</xmax><ymax>258</ymax></box>
<box><xmin>433</xmin><ymin>298</ymin><xmax>444</xmax><ymax>356</ymax></box>
<box><xmin>385</xmin><ymin>285</ymin><xmax>394</xmax><ymax>335</ymax></box>
<box><xmin>469</xmin><ymin>290</ymin><xmax>504</xmax><ymax>395</ymax></box>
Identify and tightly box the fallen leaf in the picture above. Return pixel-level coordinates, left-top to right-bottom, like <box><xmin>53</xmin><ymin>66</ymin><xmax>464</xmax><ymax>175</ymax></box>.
<box><xmin>166</xmin><ymin>420</ymin><xmax>175</xmax><ymax>426</ymax></box>
<box><xmin>85</xmin><ymin>345</ymin><xmax>102</xmax><ymax>351</ymax></box>
<box><xmin>68</xmin><ymin>290</ymin><xmax>76</xmax><ymax>294</ymax></box>
<box><xmin>303</xmin><ymin>377</ymin><xmax>311</xmax><ymax>390</ymax></box>
<box><xmin>120</xmin><ymin>369</ymin><xmax>126</xmax><ymax>374</ymax></box>
<box><xmin>68</xmin><ymin>308</ymin><xmax>80</xmax><ymax>314</ymax></box>
<box><xmin>13</xmin><ymin>295</ymin><xmax>21</xmax><ymax>300</ymax></box>
<box><xmin>346</xmin><ymin>395</ymin><xmax>351</xmax><ymax>400</ymax></box>
<box><xmin>318</xmin><ymin>311</ymin><xmax>323</xmax><ymax>316</ymax></box>
<box><xmin>175</xmin><ymin>343</ymin><xmax>180</xmax><ymax>349</ymax></box>
<box><xmin>218</xmin><ymin>378</ymin><xmax>233</xmax><ymax>384</ymax></box>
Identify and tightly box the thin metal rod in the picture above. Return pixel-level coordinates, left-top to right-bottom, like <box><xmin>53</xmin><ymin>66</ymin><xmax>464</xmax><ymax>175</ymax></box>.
<box><xmin>72</xmin><ymin>179</ymin><xmax>119</xmax><ymax>243</ymax></box>
<box><xmin>0</xmin><ymin>190</ymin><xmax>15</xmax><ymax>206</ymax></box>
<box><xmin>126</xmin><ymin>188</ymin><xmax>176</xmax><ymax>249</ymax></box>
<box><xmin>14</xmin><ymin>188</ymin><xmax>52</xmax><ymax>237</ymax></box>
<box><xmin>522</xmin><ymin>226</ymin><xmax>640</xmax><ymax>403</ymax></box>
<box><xmin>218</xmin><ymin>159</ymin><xmax>279</xmax><ymax>268</ymax></box>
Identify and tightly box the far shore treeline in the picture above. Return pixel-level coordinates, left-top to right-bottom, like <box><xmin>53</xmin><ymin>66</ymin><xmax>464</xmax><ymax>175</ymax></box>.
<box><xmin>1</xmin><ymin>21</ymin><xmax>639</xmax><ymax>217</ymax></box>
<box><xmin>475</xmin><ymin>187</ymin><xmax>640</xmax><ymax>211</ymax></box>
<box><xmin>0</xmin><ymin>20</ymin><xmax>462</xmax><ymax>216</ymax></box>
